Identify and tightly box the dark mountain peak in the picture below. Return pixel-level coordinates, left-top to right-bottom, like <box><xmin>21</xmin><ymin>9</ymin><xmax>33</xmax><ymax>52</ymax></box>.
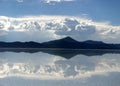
<box><xmin>60</xmin><ymin>36</ymin><xmax>78</xmax><ymax>43</ymax></box>
<box><xmin>83</xmin><ymin>40</ymin><xmax>105</xmax><ymax>44</ymax></box>
<box><xmin>25</xmin><ymin>41</ymin><xmax>40</xmax><ymax>44</ymax></box>
<box><xmin>0</xmin><ymin>37</ymin><xmax>120</xmax><ymax>49</ymax></box>
<box><xmin>63</xmin><ymin>36</ymin><xmax>72</xmax><ymax>40</ymax></box>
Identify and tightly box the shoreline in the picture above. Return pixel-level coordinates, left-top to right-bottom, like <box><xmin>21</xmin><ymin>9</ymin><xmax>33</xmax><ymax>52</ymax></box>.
<box><xmin>0</xmin><ymin>48</ymin><xmax>120</xmax><ymax>51</ymax></box>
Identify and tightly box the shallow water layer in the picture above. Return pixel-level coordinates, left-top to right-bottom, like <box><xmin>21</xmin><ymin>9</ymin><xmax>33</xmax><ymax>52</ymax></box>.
<box><xmin>0</xmin><ymin>49</ymin><xmax>120</xmax><ymax>86</ymax></box>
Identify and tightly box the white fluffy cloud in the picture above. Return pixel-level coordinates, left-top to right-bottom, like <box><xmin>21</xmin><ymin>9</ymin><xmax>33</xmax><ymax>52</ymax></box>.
<box><xmin>0</xmin><ymin>16</ymin><xmax>120</xmax><ymax>43</ymax></box>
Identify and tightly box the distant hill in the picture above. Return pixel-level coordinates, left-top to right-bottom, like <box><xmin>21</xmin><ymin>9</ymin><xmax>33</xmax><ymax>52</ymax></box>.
<box><xmin>0</xmin><ymin>36</ymin><xmax>120</xmax><ymax>49</ymax></box>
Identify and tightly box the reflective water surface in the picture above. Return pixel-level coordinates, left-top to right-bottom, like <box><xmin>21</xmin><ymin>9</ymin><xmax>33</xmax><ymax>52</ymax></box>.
<box><xmin>0</xmin><ymin>49</ymin><xmax>120</xmax><ymax>86</ymax></box>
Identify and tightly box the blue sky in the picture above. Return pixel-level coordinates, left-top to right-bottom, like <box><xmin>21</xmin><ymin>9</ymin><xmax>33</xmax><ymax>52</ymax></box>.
<box><xmin>0</xmin><ymin>0</ymin><xmax>120</xmax><ymax>43</ymax></box>
<box><xmin>0</xmin><ymin>0</ymin><xmax>120</xmax><ymax>25</ymax></box>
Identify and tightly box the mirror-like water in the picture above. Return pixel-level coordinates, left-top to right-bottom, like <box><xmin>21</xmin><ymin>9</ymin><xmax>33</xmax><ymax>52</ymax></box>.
<box><xmin>0</xmin><ymin>49</ymin><xmax>120</xmax><ymax>86</ymax></box>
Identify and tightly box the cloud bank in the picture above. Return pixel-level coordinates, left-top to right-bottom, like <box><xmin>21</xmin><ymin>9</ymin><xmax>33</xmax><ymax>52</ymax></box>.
<box><xmin>0</xmin><ymin>16</ymin><xmax>120</xmax><ymax>43</ymax></box>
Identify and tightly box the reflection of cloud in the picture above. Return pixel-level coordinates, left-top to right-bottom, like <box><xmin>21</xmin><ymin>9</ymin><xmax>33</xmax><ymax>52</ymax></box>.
<box><xmin>0</xmin><ymin>72</ymin><xmax>120</xmax><ymax>86</ymax></box>
<box><xmin>0</xmin><ymin>16</ymin><xmax>120</xmax><ymax>43</ymax></box>
<box><xmin>0</xmin><ymin>52</ymin><xmax>120</xmax><ymax>79</ymax></box>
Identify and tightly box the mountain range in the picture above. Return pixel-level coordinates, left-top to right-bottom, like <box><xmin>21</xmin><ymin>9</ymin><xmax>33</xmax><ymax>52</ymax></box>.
<box><xmin>0</xmin><ymin>36</ymin><xmax>120</xmax><ymax>49</ymax></box>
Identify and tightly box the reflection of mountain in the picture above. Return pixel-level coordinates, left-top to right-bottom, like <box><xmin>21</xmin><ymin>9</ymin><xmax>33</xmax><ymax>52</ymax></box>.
<box><xmin>40</xmin><ymin>49</ymin><xmax>120</xmax><ymax>59</ymax></box>
<box><xmin>0</xmin><ymin>52</ymin><xmax>120</xmax><ymax>79</ymax></box>
<box><xmin>1</xmin><ymin>36</ymin><xmax>120</xmax><ymax>58</ymax></box>
<box><xmin>1</xmin><ymin>36</ymin><xmax>120</xmax><ymax>49</ymax></box>
<box><xmin>1</xmin><ymin>48</ymin><xmax>120</xmax><ymax>59</ymax></box>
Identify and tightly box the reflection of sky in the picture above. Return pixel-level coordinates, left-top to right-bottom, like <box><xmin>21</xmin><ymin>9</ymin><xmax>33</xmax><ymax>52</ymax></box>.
<box><xmin>0</xmin><ymin>51</ymin><xmax>120</xmax><ymax>86</ymax></box>
<box><xmin>0</xmin><ymin>52</ymin><xmax>120</xmax><ymax>80</ymax></box>
<box><xmin>0</xmin><ymin>52</ymin><xmax>64</xmax><ymax>65</ymax></box>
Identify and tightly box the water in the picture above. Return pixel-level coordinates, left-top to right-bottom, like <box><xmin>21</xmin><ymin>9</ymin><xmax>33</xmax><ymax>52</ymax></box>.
<box><xmin>0</xmin><ymin>49</ymin><xmax>120</xmax><ymax>86</ymax></box>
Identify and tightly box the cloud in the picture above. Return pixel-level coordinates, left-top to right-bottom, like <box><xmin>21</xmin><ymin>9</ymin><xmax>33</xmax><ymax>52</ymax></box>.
<box><xmin>0</xmin><ymin>16</ymin><xmax>120</xmax><ymax>43</ymax></box>
<box><xmin>44</xmin><ymin>0</ymin><xmax>75</xmax><ymax>3</ymax></box>
<box><xmin>16</xmin><ymin>0</ymin><xmax>23</xmax><ymax>2</ymax></box>
<box><xmin>36</xmin><ymin>0</ymin><xmax>76</xmax><ymax>5</ymax></box>
<box><xmin>0</xmin><ymin>0</ymin><xmax>75</xmax><ymax>3</ymax></box>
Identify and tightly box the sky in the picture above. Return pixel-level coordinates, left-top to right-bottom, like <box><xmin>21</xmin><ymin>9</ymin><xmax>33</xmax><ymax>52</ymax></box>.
<box><xmin>0</xmin><ymin>0</ymin><xmax>120</xmax><ymax>25</ymax></box>
<box><xmin>0</xmin><ymin>0</ymin><xmax>120</xmax><ymax>43</ymax></box>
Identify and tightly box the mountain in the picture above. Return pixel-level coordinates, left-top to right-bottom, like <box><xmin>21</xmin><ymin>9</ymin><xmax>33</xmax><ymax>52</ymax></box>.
<box><xmin>0</xmin><ymin>41</ymin><xmax>42</xmax><ymax>48</ymax></box>
<box><xmin>0</xmin><ymin>36</ymin><xmax>120</xmax><ymax>49</ymax></box>
<box><xmin>41</xmin><ymin>37</ymin><xmax>120</xmax><ymax>49</ymax></box>
<box><xmin>41</xmin><ymin>37</ymin><xmax>80</xmax><ymax>48</ymax></box>
<box><xmin>83</xmin><ymin>40</ymin><xmax>105</xmax><ymax>44</ymax></box>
